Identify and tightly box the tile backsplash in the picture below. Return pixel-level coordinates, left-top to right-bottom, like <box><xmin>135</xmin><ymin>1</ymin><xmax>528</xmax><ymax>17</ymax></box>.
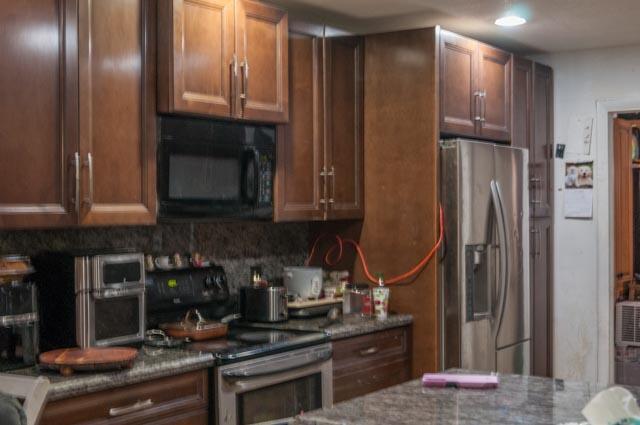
<box><xmin>0</xmin><ymin>222</ymin><xmax>308</xmax><ymax>293</ymax></box>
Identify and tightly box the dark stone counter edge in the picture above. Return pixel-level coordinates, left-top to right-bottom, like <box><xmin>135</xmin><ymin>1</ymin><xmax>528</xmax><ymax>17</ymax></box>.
<box><xmin>46</xmin><ymin>354</ymin><xmax>215</xmax><ymax>401</ymax></box>
<box><xmin>325</xmin><ymin>315</ymin><xmax>414</xmax><ymax>340</ymax></box>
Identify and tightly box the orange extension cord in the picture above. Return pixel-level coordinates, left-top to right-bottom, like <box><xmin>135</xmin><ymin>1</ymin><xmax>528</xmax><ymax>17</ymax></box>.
<box><xmin>305</xmin><ymin>204</ymin><xmax>445</xmax><ymax>285</ymax></box>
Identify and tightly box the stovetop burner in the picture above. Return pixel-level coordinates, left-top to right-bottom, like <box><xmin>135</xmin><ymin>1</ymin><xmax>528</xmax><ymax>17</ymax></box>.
<box><xmin>185</xmin><ymin>326</ymin><xmax>329</xmax><ymax>365</ymax></box>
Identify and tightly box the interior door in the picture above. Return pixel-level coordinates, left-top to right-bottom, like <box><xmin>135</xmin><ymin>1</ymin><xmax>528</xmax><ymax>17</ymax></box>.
<box><xmin>493</xmin><ymin>145</ymin><xmax>530</xmax><ymax>373</ymax></box>
<box><xmin>325</xmin><ymin>36</ymin><xmax>364</xmax><ymax>220</ymax></box>
<box><xmin>235</xmin><ymin>0</ymin><xmax>288</xmax><ymax>123</ymax></box>
<box><xmin>78</xmin><ymin>0</ymin><xmax>156</xmax><ymax>226</ymax></box>
<box><xmin>0</xmin><ymin>0</ymin><xmax>79</xmax><ymax>228</ymax></box>
<box><xmin>532</xmin><ymin>63</ymin><xmax>554</xmax><ymax>217</ymax></box>
<box><xmin>274</xmin><ymin>23</ymin><xmax>325</xmax><ymax>222</ymax></box>
<box><xmin>158</xmin><ymin>0</ymin><xmax>235</xmax><ymax>118</ymax></box>
<box><xmin>457</xmin><ymin>140</ymin><xmax>495</xmax><ymax>372</ymax></box>
<box><xmin>477</xmin><ymin>44</ymin><xmax>512</xmax><ymax>142</ymax></box>
<box><xmin>439</xmin><ymin>31</ymin><xmax>478</xmax><ymax>138</ymax></box>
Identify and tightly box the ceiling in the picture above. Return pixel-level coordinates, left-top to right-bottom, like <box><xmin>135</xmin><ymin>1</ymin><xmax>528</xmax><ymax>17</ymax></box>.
<box><xmin>268</xmin><ymin>0</ymin><xmax>640</xmax><ymax>54</ymax></box>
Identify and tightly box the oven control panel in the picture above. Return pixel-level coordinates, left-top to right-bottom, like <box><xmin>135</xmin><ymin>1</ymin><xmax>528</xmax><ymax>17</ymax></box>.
<box><xmin>145</xmin><ymin>265</ymin><xmax>229</xmax><ymax>311</ymax></box>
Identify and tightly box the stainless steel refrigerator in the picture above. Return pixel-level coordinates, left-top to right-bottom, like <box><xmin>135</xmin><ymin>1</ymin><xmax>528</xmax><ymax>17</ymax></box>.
<box><xmin>440</xmin><ymin>138</ymin><xmax>530</xmax><ymax>375</ymax></box>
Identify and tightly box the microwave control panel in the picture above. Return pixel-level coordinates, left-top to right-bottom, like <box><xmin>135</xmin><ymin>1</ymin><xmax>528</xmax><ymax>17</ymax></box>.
<box><xmin>258</xmin><ymin>154</ymin><xmax>273</xmax><ymax>206</ymax></box>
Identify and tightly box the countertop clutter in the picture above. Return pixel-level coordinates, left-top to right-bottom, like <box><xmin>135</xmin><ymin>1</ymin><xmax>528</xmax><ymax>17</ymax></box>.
<box><xmin>295</xmin><ymin>371</ymin><xmax>621</xmax><ymax>425</ymax></box>
<box><xmin>7</xmin><ymin>314</ymin><xmax>412</xmax><ymax>401</ymax></box>
<box><xmin>10</xmin><ymin>349</ymin><xmax>214</xmax><ymax>401</ymax></box>
<box><xmin>244</xmin><ymin>313</ymin><xmax>414</xmax><ymax>340</ymax></box>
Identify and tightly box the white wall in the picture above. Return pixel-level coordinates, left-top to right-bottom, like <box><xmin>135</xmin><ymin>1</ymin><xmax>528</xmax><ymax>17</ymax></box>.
<box><xmin>531</xmin><ymin>45</ymin><xmax>640</xmax><ymax>384</ymax></box>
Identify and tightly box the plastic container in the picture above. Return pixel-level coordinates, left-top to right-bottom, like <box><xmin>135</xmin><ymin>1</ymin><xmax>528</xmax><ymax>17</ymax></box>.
<box><xmin>343</xmin><ymin>283</ymin><xmax>372</xmax><ymax>317</ymax></box>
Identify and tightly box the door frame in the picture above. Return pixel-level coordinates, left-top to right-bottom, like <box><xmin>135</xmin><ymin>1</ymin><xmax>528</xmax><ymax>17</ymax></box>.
<box><xmin>595</xmin><ymin>97</ymin><xmax>640</xmax><ymax>386</ymax></box>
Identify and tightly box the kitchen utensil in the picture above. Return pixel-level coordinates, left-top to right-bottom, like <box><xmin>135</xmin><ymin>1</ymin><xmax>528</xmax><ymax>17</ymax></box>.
<box><xmin>154</xmin><ymin>256</ymin><xmax>172</xmax><ymax>270</ymax></box>
<box><xmin>319</xmin><ymin>307</ymin><xmax>341</xmax><ymax>329</ymax></box>
<box><xmin>39</xmin><ymin>347</ymin><xmax>138</xmax><ymax>376</ymax></box>
<box><xmin>283</xmin><ymin>267</ymin><xmax>323</xmax><ymax>300</ymax></box>
<box><xmin>0</xmin><ymin>256</ymin><xmax>35</xmax><ymax>285</ymax></box>
<box><xmin>160</xmin><ymin>309</ymin><xmax>228</xmax><ymax>341</ymax></box>
<box><xmin>144</xmin><ymin>329</ymin><xmax>184</xmax><ymax>348</ymax></box>
<box><xmin>239</xmin><ymin>286</ymin><xmax>288</xmax><ymax>322</ymax></box>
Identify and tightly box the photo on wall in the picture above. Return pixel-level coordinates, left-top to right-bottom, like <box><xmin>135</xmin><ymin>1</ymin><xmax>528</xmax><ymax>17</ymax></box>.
<box><xmin>564</xmin><ymin>161</ymin><xmax>594</xmax><ymax>218</ymax></box>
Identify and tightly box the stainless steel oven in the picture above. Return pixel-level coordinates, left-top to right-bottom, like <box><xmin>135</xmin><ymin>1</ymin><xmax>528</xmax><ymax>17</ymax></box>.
<box><xmin>35</xmin><ymin>251</ymin><xmax>146</xmax><ymax>351</ymax></box>
<box><xmin>215</xmin><ymin>343</ymin><xmax>333</xmax><ymax>425</ymax></box>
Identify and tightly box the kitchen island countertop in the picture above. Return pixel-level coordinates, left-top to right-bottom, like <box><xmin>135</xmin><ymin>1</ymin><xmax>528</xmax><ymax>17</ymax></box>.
<box><xmin>9</xmin><ymin>348</ymin><xmax>215</xmax><ymax>401</ymax></box>
<box><xmin>244</xmin><ymin>313</ymin><xmax>413</xmax><ymax>340</ymax></box>
<box><xmin>295</xmin><ymin>371</ymin><xmax>625</xmax><ymax>425</ymax></box>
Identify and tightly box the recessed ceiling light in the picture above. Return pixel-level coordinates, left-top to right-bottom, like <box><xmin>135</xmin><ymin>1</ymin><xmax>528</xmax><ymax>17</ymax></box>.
<box><xmin>495</xmin><ymin>15</ymin><xmax>527</xmax><ymax>27</ymax></box>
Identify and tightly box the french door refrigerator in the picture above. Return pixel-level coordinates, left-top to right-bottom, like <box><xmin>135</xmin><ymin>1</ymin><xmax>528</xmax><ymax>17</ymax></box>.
<box><xmin>441</xmin><ymin>139</ymin><xmax>530</xmax><ymax>375</ymax></box>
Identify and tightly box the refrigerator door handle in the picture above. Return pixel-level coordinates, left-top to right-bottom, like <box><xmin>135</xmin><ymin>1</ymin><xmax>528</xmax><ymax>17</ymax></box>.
<box><xmin>490</xmin><ymin>180</ymin><xmax>509</xmax><ymax>337</ymax></box>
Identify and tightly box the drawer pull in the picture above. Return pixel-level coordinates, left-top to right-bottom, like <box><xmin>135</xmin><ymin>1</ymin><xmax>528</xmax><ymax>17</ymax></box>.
<box><xmin>109</xmin><ymin>399</ymin><xmax>154</xmax><ymax>417</ymax></box>
<box><xmin>359</xmin><ymin>346</ymin><xmax>380</xmax><ymax>356</ymax></box>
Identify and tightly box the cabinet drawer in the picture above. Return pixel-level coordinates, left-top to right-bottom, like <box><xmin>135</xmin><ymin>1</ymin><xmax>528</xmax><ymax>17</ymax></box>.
<box><xmin>41</xmin><ymin>370</ymin><xmax>208</xmax><ymax>425</ymax></box>
<box><xmin>334</xmin><ymin>358</ymin><xmax>411</xmax><ymax>403</ymax></box>
<box><xmin>332</xmin><ymin>327</ymin><xmax>409</xmax><ymax>375</ymax></box>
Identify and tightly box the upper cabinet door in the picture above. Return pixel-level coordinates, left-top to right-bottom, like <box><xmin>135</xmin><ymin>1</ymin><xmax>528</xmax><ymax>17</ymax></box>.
<box><xmin>532</xmin><ymin>63</ymin><xmax>553</xmax><ymax>217</ymax></box>
<box><xmin>511</xmin><ymin>57</ymin><xmax>533</xmax><ymax>150</ymax></box>
<box><xmin>78</xmin><ymin>0</ymin><xmax>156</xmax><ymax>226</ymax></box>
<box><xmin>439</xmin><ymin>30</ymin><xmax>478</xmax><ymax>138</ymax></box>
<box><xmin>325</xmin><ymin>36</ymin><xmax>364</xmax><ymax>220</ymax></box>
<box><xmin>477</xmin><ymin>43</ymin><xmax>511</xmax><ymax>142</ymax></box>
<box><xmin>0</xmin><ymin>0</ymin><xmax>79</xmax><ymax>229</ymax></box>
<box><xmin>235</xmin><ymin>0</ymin><xmax>289</xmax><ymax>123</ymax></box>
<box><xmin>157</xmin><ymin>0</ymin><xmax>235</xmax><ymax>118</ymax></box>
<box><xmin>274</xmin><ymin>23</ymin><xmax>325</xmax><ymax>222</ymax></box>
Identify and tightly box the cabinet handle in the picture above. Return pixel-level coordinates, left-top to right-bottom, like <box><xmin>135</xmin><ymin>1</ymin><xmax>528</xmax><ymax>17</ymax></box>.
<box><xmin>328</xmin><ymin>166</ymin><xmax>335</xmax><ymax>205</ymax></box>
<box><xmin>240</xmin><ymin>58</ymin><xmax>249</xmax><ymax>104</ymax></box>
<box><xmin>231</xmin><ymin>53</ymin><xmax>238</xmax><ymax>112</ymax></box>
<box><xmin>109</xmin><ymin>399</ymin><xmax>154</xmax><ymax>417</ymax></box>
<box><xmin>530</xmin><ymin>177</ymin><xmax>541</xmax><ymax>183</ymax></box>
<box><xmin>359</xmin><ymin>346</ymin><xmax>380</xmax><ymax>356</ymax></box>
<box><xmin>70</xmin><ymin>152</ymin><xmax>80</xmax><ymax>214</ymax></box>
<box><xmin>83</xmin><ymin>153</ymin><xmax>93</xmax><ymax>207</ymax></box>
<box><xmin>480</xmin><ymin>90</ymin><xmax>486</xmax><ymax>123</ymax></box>
<box><xmin>473</xmin><ymin>91</ymin><xmax>482</xmax><ymax>122</ymax></box>
<box><xmin>319</xmin><ymin>167</ymin><xmax>328</xmax><ymax>209</ymax></box>
<box><xmin>530</xmin><ymin>228</ymin><xmax>541</xmax><ymax>257</ymax></box>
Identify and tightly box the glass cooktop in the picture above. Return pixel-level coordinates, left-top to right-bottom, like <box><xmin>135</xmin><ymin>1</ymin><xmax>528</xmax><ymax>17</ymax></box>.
<box><xmin>186</xmin><ymin>327</ymin><xmax>329</xmax><ymax>365</ymax></box>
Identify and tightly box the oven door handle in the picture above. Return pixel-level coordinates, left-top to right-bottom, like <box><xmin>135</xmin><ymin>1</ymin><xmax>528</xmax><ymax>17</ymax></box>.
<box><xmin>222</xmin><ymin>349</ymin><xmax>331</xmax><ymax>379</ymax></box>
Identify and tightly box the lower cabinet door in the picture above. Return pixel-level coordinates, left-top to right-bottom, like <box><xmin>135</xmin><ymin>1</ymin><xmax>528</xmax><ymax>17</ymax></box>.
<box><xmin>332</xmin><ymin>326</ymin><xmax>412</xmax><ymax>403</ymax></box>
<box><xmin>531</xmin><ymin>218</ymin><xmax>552</xmax><ymax>377</ymax></box>
<box><xmin>40</xmin><ymin>370</ymin><xmax>208</xmax><ymax>425</ymax></box>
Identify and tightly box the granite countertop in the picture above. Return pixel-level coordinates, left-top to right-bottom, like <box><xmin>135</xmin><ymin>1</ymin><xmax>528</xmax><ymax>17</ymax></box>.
<box><xmin>295</xmin><ymin>371</ymin><xmax>630</xmax><ymax>425</ymax></box>
<box><xmin>243</xmin><ymin>313</ymin><xmax>413</xmax><ymax>340</ymax></box>
<box><xmin>9</xmin><ymin>347</ymin><xmax>214</xmax><ymax>401</ymax></box>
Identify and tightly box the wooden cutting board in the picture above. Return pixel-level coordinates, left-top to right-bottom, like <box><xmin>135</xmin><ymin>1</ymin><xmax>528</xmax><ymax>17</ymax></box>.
<box><xmin>39</xmin><ymin>347</ymin><xmax>138</xmax><ymax>376</ymax></box>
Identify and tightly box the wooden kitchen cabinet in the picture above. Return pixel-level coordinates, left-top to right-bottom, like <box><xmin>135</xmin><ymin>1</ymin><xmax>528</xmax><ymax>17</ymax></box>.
<box><xmin>78</xmin><ymin>0</ymin><xmax>156</xmax><ymax>226</ymax></box>
<box><xmin>531</xmin><ymin>217</ymin><xmax>553</xmax><ymax>378</ymax></box>
<box><xmin>275</xmin><ymin>27</ymin><xmax>364</xmax><ymax>222</ymax></box>
<box><xmin>158</xmin><ymin>0</ymin><xmax>288</xmax><ymax>123</ymax></box>
<box><xmin>274</xmin><ymin>23</ymin><xmax>325</xmax><ymax>221</ymax></box>
<box><xmin>0</xmin><ymin>0</ymin><xmax>79</xmax><ymax>229</ymax></box>
<box><xmin>532</xmin><ymin>63</ymin><xmax>554</xmax><ymax>218</ymax></box>
<box><xmin>512</xmin><ymin>57</ymin><xmax>554</xmax><ymax>377</ymax></box>
<box><xmin>41</xmin><ymin>370</ymin><xmax>208</xmax><ymax>425</ymax></box>
<box><xmin>439</xmin><ymin>30</ymin><xmax>512</xmax><ymax>142</ymax></box>
<box><xmin>157</xmin><ymin>0</ymin><xmax>235</xmax><ymax>118</ymax></box>
<box><xmin>0</xmin><ymin>0</ymin><xmax>156</xmax><ymax>229</ymax></box>
<box><xmin>332</xmin><ymin>326</ymin><xmax>412</xmax><ymax>403</ymax></box>
<box><xmin>235</xmin><ymin>0</ymin><xmax>289</xmax><ymax>122</ymax></box>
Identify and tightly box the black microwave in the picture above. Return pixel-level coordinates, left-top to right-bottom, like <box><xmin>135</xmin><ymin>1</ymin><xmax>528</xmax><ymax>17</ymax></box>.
<box><xmin>158</xmin><ymin>116</ymin><xmax>274</xmax><ymax>219</ymax></box>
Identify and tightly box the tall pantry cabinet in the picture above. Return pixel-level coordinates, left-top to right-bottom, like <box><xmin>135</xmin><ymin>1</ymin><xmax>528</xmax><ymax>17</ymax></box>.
<box><xmin>512</xmin><ymin>57</ymin><xmax>554</xmax><ymax>377</ymax></box>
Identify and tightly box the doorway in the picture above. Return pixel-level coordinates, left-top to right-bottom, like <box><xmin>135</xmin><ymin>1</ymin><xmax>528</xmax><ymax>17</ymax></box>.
<box><xmin>612</xmin><ymin>113</ymin><xmax>640</xmax><ymax>385</ymax></box>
